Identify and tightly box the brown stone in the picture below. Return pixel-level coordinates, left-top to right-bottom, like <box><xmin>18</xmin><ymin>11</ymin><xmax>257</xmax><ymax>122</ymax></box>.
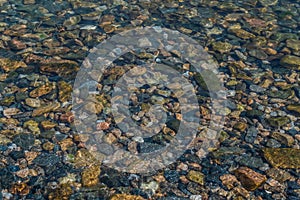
<box><xmin>263</xmin><ymin>148</ymin><xmax>300</xmax><ymax>169</ymax></box>
<box><xmin>110</xmin><ymin>194</ymin><xmax>145</xmax><ymax>200</ymax></box>
<box><xmin>58</xmin><ymin>81</ymin><xmax>72</xmax><ymax>103</ymax></box>
<box><xmin>271</xmin><ymin>132</ymin><xmax>294</xmax><ymax>146</ymax></box>
<box><xmin>81</xmin><ymin>164</ymin><xmax>101</xmax><ymax>187</ymax></box>
<box><xmin>40</xmin><ymin>120</ymin><xmax>57</xmax><ymax>130</ymax></box>
<box><xmin>235</xmin><ymin>167</ymin><xmax>267</xmax><ymax>191</ymax></box>
<box><xmin>29</xmin><ymin>82</ymin><xmax>55</xmax><ymax>98</ymax></box>
<box><xmin>220</xmin><ymin>174</ymin><xmax>240</xmax><ymax>189</ymax></box>
<box><xmin>59</xmin><ymin>138</ymin><xmax>74</xmax><ymax>151</ymax></box>
<box><xmin>32</xmin><ymin>102</ymin><xmax>60</xmax><ymax>117</ymax></box>
<box><xmin>0</xmin><ymin>58</ymin><xmax>27</xmax><ymax>72</ymax></box>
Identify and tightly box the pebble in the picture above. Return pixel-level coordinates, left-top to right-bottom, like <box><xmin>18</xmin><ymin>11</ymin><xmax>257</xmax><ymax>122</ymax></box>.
<box><xmin>235</xmin><ymin>167</ymin><xmax>267</xmax><ymax>191</ymax></box>
<box><xmin>263</xmin><ymin>148</ymin><xmax>300</xmax><ymax>169</ymax></box>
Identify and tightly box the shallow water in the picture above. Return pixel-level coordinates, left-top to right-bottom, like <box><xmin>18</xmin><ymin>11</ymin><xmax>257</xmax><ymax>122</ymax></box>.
<box><xmin>0</xmin><ymin>0</ymin><xmax>300</xmax><ymax>199</ymax></box>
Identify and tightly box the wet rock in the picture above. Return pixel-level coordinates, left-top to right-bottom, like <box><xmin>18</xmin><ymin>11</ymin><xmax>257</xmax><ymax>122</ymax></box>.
<box><xmin>194</xmin><ymin>70</ymin><xmax>221</xmax><ymax>92</ymax></box>
<box><xmin>29</xmin><ymin>82</ymin><xmax>55</xmax><ymax>98</ymax></box>
<box><xmin>39</xmin><ymin>60</ymin><xmax>79</xmax><ymax>79</ymax></box>
<box><xmin>32</xmin><ymin>101</ymin><xmax>60</xmax><ymax>117</ymax></box>
<box><xmin>48</xmin><ymin>184</ymin><xmax>73</xmax><ymax>200</ymax></box>
<box><xmin>287</xmin><ymin>104</ymin><xmax>300</xmax><ymax>115</ymax></box>
<box><xmin>9</xmin><ymin>38</ymin><xmax>26</xmax><ymax>50</ymax></box>
<box><xmin>40</xmin><ymin>120</ymin><xmax>56</xmax><ymax>130</ymax></box>
<box><xmin>81</xmin><ymin>164</ymin><xmax>101</xmax><ymax>187</ymax></box>
<box><xmin>271</xmin><ymin>132</ymin><xmax>294</xmax><ymax>146</ymax></box>
<box><xmin>263</xmin><ymin>148</ymin><xmax>300</xmax><ymax>169</ymax></box>
<box><xmin>286</xmin><ymin>39</ymin><xmax>300</xmax><ymax>51</ymax></box>
<box><xmin>0</xmin><ymin>58</ymin><xmax>27</xmax><ymax>72</ymax></box>
<box><xmin>33</xmin><ymin>153</ymin><xmax>60</xmax><ymax>166</ymax></box>
<box><xmin>74</xmin><ymin>149</ymin><xmax>98</xmax><ymax>168</ymax></box>
<box><xmin>249</xmin><ymin>49</ymin><xmax>268</xmax><ymax>60</ymax></box>
<box><xmin>63</xmin><ymin>15</ymin><xmax>81</xmax><ymax>27</ymax></box>
<box><xmin>267</xmin><ymin>89</ymin><xmax>293</xmax><ymax>99</ymax></box>
<box><xmin>164</xmin><ymin>170</ymin><xmax>180</xmax><ymax>183</ymax></box>
<box><xmin>58</xmin><ymin>81</ymin><xmax>72</xmax><ymax>103</ymax></box>
<box><xmin>220</xmin><ymin>174</ymin><xmax>240</xmax><ymax>189</ymax></box>
<box><xmin>13</xmin><ymin>133</ymin><xmax>35</xmax><ymax>150</ymax></box>
<box><xmin>3</xmin><ymin>108</ymin><xmax>21</xmax><ymax>117</ymax></box>
<box><xmin>23</xmin><ymin>120</ymin><xmax>40</xmax><ymax>134</ymax></box>
<box><xmin>259</xmin><ymin>0</ymin><xmax>278</xmax><ymax>6</ymax></box>
<box><xmin>211</xmin><ymin>41</ymin><xmax>232</xmax><ymax>53</ymax></box>
<box><xmin>25</xmin><ymin>98</ymin><xmax>41</xmax><ymax>108</ymax></box>
<box><xmin>267</xmin><ymin>116</ymin><xmax>290</xmax><ymax>127</ymax></box>
<box><xmin>0</xmin><ymin>96</ymin><xmax>15</xmax><ymax>106</ymax></box>
<box><xmin>280</xmin><ymin>55</ymin><xmax>300</xmax><ymax>69</ymax></box>
<box><xmin>235</xmin><ymin>167</ymin><xmax>267</xmax><ymax>191</ymax></box>
<box><xmin>212</xmin><ymin>147</ymin><xmax>246</xmax><ymax>158</ymax></box>
<box><xmin>110</xmin><ymin>194</ymin><xmax>144</xmax><ymax>200</ymax></box>
<box><xmin>229</xmin><ymin>28</ymin><xmax>255</xmax><ymax>39</ymax></box>
<box><xmin>266</xmin><ymin>168</ymin><xmax>294</xmax><ymax>183</ymax></box>
<box><xmin>234</xmin><ymin>122</ymin><xmax>247</xmax><ymax>132</ymax></box>
<box><xmin>0</xmin><ymin>134</ymin><xmax>12</xmax><ymax>145</ymax></box>
<box><xmin>245</xmin><ymin>126</ymin><xmax>258</xmax><ymax>143</ymax></box>
<box><xmin>187</xmin><ymin>170</ymin><xmax>205</xmax><ymax>185</ymax></box>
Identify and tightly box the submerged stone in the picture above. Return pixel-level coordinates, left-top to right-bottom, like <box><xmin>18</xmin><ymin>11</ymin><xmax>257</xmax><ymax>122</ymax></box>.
<box><xmin>263</xmin><ymin>148</ymin><xmax>300</xmax><ymax>169</ymax></box>
<box><xmin>280</xmin><ymin>55</ymin><xmax>300</xmax><ymax>69</ymax></box>
<box><xmin>235</xmin><ymin>167</ymin><xmax>267</xmax><ymax>191</ymax></box>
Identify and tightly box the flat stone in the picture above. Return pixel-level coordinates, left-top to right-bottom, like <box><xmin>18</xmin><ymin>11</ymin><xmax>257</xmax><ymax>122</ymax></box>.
<box><xmin>212</xmin><ymin>147</ymin><xmax>246</xmax><ymax>158</ymax></box>
<box><xmin>212</xmin><ymin>41</ymin><xmax>232</xmax><ymax>53</ymax></box>
<box><xmin>235</xmin><ymin>167</ymin><xmax>267</xmax><ymax>191</ymax></box>
<box><xmin>259</xmin><ymin>0</ymin><xmax>278</xmax><ymax>6</ymax></box>
<box><xmin>32</xmin><ymin>101</ymin><xmax>60</xmax><ymax>117</ymax></box>
<box><xmin>13</xmin><ymin>133</ymin><xmax>35</xmax><ymax>150</ymax></box>
<box><xmin>263</xmin><ymin>148</ymin><xmax>300</xmax><ymax>169</ymax></box>
<box><xmin>271</xmin><ymin>132</ymin><xmax>294</xmax><ymax>146</ymax></box>
<box><xmin>287</xmin><ymin>104</ymin><xmax>300</xmax><ymax>115</ymax></box>
<box><xmin>110</xmin><ymin>194</ymin><xmax>144</xmax><ymax>200</ymax></box>
<box><xmin>33</xmin><ymin>153</ymin><xmax>60</xmax><ymax>166</ymax></box>
<box><xmin>187</xmin><ymin>170</ymin><xmax>205</xmax><ymax>185</ymax></box>
<box><xmin>25</xmin><ymin>98</ymin><xmax>41</xmax><ymax>108</ymax></box>
<box><xmin>267</xmin><ymin>116</ymin><xmax>290</xmax><ymax>127</ymax></box>
<box><xmin>58</xmin><ymin>81</ymin><xmax>72</xmax><ymax>103</ymax></box>
<box><xmin>29</xmin><ymin>82</ymin><xmax>55</xmax><ymax>98</ymax></box>
<box><xmin>0</xmin><ymin>58</ymin><xmax>27</xmax><ymax>72</ymax></box>
<box><xmin>286</xmin><ymin>39</ymin><xmax>300</xmax><ymax>51</ymax></box>
<box><xmin>81</xmin><ymin>164</ymin><xmax>101</xmax><ymax>187</ymax></box>
<box><xmin>280</xmin><ymin>55</ymin><xmax>300</xmax><ymax>69</ymax></box>
<box><xmin>220</xmin><ymin>174</ymin><xmax>240</xmax><ymax>190</ymax></box>
<box><xmin>229</xmin><ymin>28</ymin><xmax>255</xmax><ymax>39</ymax></box>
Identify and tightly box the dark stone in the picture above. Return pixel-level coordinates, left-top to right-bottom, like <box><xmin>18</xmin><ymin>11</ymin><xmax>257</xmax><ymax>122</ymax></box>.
<box><xmin>0</xmin><ymin>168</ymin><xmax>16</xmax><ymax>189</ymax></box>
<box><xmin>236</xmin><ymin>154</ymin><xmax>265</xmax><ymax>168</ymax></box>
<box><xmin>13</xmin><ymin>133</ymin><xmax>35</xmax><ymax>150</ymax></box>
<box><xmin>288</xmin><ymin>181</ymin><xmax>300</xmax><ymax>190</ymax></box>
<box><xmin>9</xmin><ymin>151</ymin><xmax>25</xmax><ymax>160</ymax></box>
<box><xmin>164</xmin><ymin>170</ymin><xmax>180</xmax><ymax>183</ymax></box>
<box><xmin>266</xmin><ymin>139</ymin><xmax>281</xmax><ymax>148</ymax></box>
<box><xmin>245</xmin><ymin>126</ymin><xmax>258</xmax><ymax>143</ymax></box>
<box><xmin>33</xmin><ymin>153</ymin><xmax>60</xmax><ymax>166</ymax></box>
<box><xmin>138</xmin><ymin>142</ymin><xmax>164</xmax><ymax>153</ymax></box>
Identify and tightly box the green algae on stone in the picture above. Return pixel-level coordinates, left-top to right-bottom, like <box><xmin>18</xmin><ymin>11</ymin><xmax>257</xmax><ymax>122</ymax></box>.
<box><xmin>0</xmin><ymin>58</ymin><xmax>27</xmax><ymax>72</ymax></box>
<box><xmin>194</xmin><ymin>70</ymin><xmax>222</xmax><ymax>92</ymax></box>
<box><xmin>287</xmin><ymin>104</ymin><xmax>300</xmax><ymax>115</ymax></box>
<box><xmin>280</xmin><ymin>55</ymin><xmax>300</xmax><ymax>69</ymax></box>
<box><xmin>267</xmin><ymin>89</ymin><xmax>294</xmax><ymax>99</ymax></box>
<box><xmin>0</xmin><ymin>95</ymin><xmax>15</xmax><ymax>106</ymax></box>
<box><xmin>58</xmin><ymin>81</ymin><xmax>72</xmax><ymax>103</ymax></box>
<box><xmin>271</xmin><ymin>132</ymin><xmax>294</xmax><ymax>146</ymax></box>
<box><xmin>263</xmin><ymin>148</ymin><xmax>300</xmax><ymax>169</ymax></box>
<box><xmin>211</xmin><ymin>41</ymin><xmax>232</xmax><ymax>54</ymax></box>
<box><xmin>259</xmin><ymin>0</ymin><xmax>278</xmax><ymax>6</ymax></box>
<box><xmin>286</xmin><ymin>39</ymin><xmax>300</xmax><ymax>51</ymax></box>
<box><xmin>187</xmin><ymin>170</ymin><xmax>205</xmax><ymax>185</ymax></box>
<box><xmin>212</xmin><ymin>147</ymin><xmax>246</xmax><ymax>158</ymax></box>
<box><xmin>267</xmin><ymin>116</ymin><xmax>290</xmax><ymax>128</ymax></box>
